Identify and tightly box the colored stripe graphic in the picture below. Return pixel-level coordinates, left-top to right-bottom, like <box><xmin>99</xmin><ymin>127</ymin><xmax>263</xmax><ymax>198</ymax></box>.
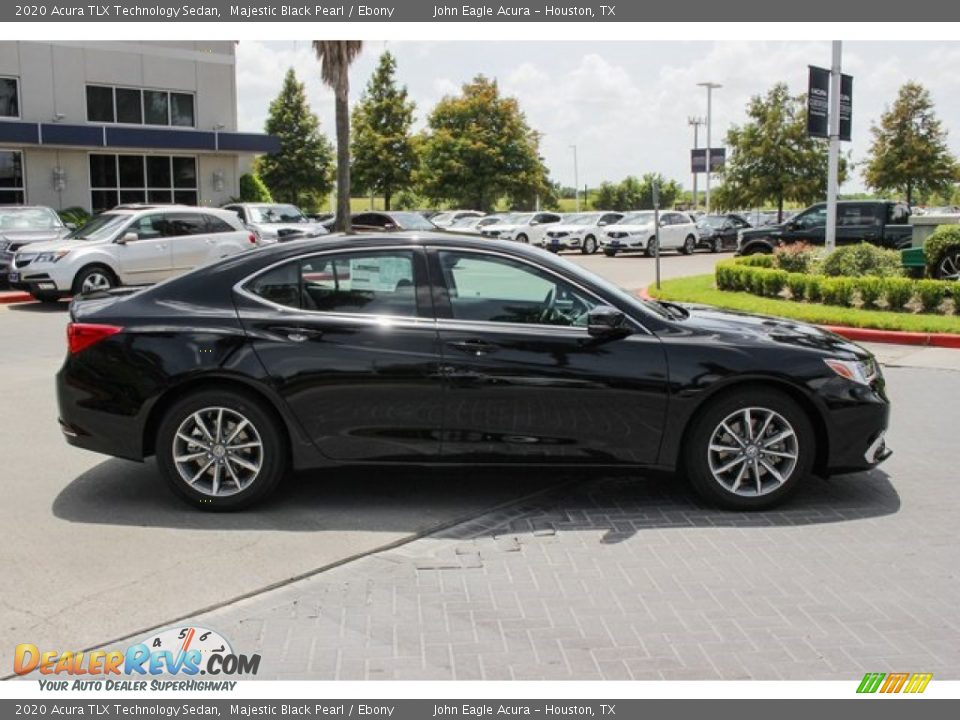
<box><xmin>857</xmin><ymin>672</ymin><xmax>932</xmax><ymax>694</ymax></box>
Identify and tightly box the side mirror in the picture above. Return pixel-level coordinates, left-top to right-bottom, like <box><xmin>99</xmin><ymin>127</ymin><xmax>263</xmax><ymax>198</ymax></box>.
<box><xmin>65</xmin><ymin>222</ymin><xmax>77</xmax><ymax>230</ymax></box>
<box><xmin>598</xmin><ymin>220</ymin><xmax>608</xmax><ymax>227</ymax></box>
<box><xmin>116</xmin><ymin>232</ymin><xmax>138</xmax><ymax>245</ymax></box>
<box><xmin>587</xmin><ymin>305</ymin><xmax>631</xmax><ymax>339</ymax></box>
<box><xmin>383</xmin><ymin>222</ymin><xmax>396</xmax><ymax>230</ymax></box>
<box><xmin>530</xmin><ymin>220</ymin><xmax>540</xmax><ymax>226</ymax></box>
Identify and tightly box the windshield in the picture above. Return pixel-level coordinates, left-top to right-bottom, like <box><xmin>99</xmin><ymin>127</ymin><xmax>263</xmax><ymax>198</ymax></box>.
<box><xmin>392</xmin><ymin>212</ymin><xmax>437</xmax><ymax>231</ymax></box>
<box><xmin>620</xmin><ymin>212</ymin><xmax>655</xmax><ymax>225</ymax></box>
<box><xmin>0</xmin><ymin>207</ymin><xmax>62</xmax><ymax>231</ymax></box>
<box><xmin>505</xmin><ymin>213</ymin><xmax>534</xmax><ymax>225</ymax></box>
<box><xmin>451</xmin><ymin>216</ymin><xmax>479</xmax><ymax>227</ymax></box>
<box><xmin>567</xmin><ymin>213</ymin><xmax>602</xmax><ymax>226</ymax></box>
<box><xmin>432</xmin><ymin>212</ymin><xmax>454</xmax><ymax>224</ymax></box>
<box><xmin>68</xmin><ymin>213</ymin><xmax>130</xmax><ymax>241</ymax></box>
<box><xmin>248</xmin><ymin>205</ymin><xmax>306</xmax><ymax>224</ymax></box>
<box><xmin>699</xmin><ymin>216</ymin><xmax>728</xmax><ymax>228</ymax></box>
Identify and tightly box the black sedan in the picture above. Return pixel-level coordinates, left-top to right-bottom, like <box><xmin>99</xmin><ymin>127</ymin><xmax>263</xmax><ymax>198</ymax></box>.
<box><xmin>696</xmin><ymin>213</ymin><xmax>751</xmax><ymax>252</ymax></box>
<box><xmin>56</xmin><ymin>234</ymin><xmax>891</xmax><ymax>511</ymax></box>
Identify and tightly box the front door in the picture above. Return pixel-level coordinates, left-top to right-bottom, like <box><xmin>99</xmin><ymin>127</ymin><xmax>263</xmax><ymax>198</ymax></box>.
<box><xmin>783</xmin><ymin>205</ymin><xmax>827</xmax><ymax>245</ymax></box>
<box><xmin>430</xmin><ymin>248</ymin><xmax>669</xmax><ymax>464</ymax></box>
<box><xmin>235</xmin><ymin>247</ymin><xmax>443</xmax><ymax>462</ymax></box>
<box><xmin>114</xmin><ymin>212</ymin><xmax>173</xmax><ymax>284</ymax></box>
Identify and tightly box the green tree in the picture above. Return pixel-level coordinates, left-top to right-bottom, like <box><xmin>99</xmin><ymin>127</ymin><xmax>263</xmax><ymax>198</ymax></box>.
<box><xmin>259</xmin><ymin>68</ymin><xmax>333</xmax><ymax>208</ymax></box>
<box><xmin>313</xmin><ymin>41</ymin><xmax>363</xmax><ymax>231</ymax></box>
<box><xmin>713</xmin><ymin>83</ymin><xmax>847</xmax><ymax>220</ymax></box>
<box><xmin>239</xmin><ymin>172</ymin><xmax>273</xmax><ymax>203</ymax></box>
<box><xmin>351</xmin><ymin>52</ymin><xmax>417</xmax><ymax>210</ymax></box>
<box><xmin>864</xmin><ymin>81</ymin><xmax>958</xmax><ymax>206</ymax></box>
<box><xmin>590</xmin><ymin>174</ymin><xmax>680</xmax><ymax>210</ymax></box>
<box><xmin>418</xmin><ymin>75</ymin><xmax>551</xmax><ymax>212</ymax></box>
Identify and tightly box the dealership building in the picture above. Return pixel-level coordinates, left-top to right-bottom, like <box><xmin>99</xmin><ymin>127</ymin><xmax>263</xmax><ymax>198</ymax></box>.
<box><xmin>0</xmin><ymin>41</ymin><xmax>277</xmax><ymax>213</ymax></box>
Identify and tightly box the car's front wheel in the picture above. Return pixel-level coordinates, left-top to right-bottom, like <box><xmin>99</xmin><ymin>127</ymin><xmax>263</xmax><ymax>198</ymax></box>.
<box><xmin>603</xmin><ymin>248</ymin><xmax>618</xmax><ymax>257</ymax></box>
<box><xmin>156</xmin><ymin>389</ymin><xmax>287</xmax><ymax>511</ymax></box>
<box><xmin>32</xmin><ymin>292</ymin><xmax>62</xmax><ymax>304</ymax></box>
<box><xmin>516</xmin><ymin>233</ymin><xmax>529</xmax><ymax>244</ymax></box>
<box><xmin>684</xmin><ymin>387</ymin><xmax>815</xmax><ymax>510</ymax></box>
<box><xmin>582</xmin><ymin>235</ymin><xmax>597</xmax><ymax>255</ymax></box>
<box><xmin>935</xmin><ymin>248</ymin><xmax>960</xmax><ymax>281</ymax></box>
<box><xmin>72</xmin><ymin>265</ymin><xmax>116</xmax><ymax>295</ymax></box>
<box><xmin>644</xmin><ymin>237</ymin><xmax>659</xmax><ymax>257</ymax></box>
<box><xmin>682</xmin><ymin>235</ymin><xmax>697</xmax><ymax>255</ymax></box>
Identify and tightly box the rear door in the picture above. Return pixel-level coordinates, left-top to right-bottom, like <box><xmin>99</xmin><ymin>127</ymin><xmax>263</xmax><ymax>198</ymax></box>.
<box><xmin>167</xmin><ymin>211</ymin><xmax>215</xmax><ymax>272</ymax></box>
<box><xmin>114</xmin><ymin>212</ymin><xmax>173</xmax><ymax>284</ymax></box>
<box><xmin>836</xmin><ymin>203</ymin><xmax>882</xmax><ymax>246</ymax></box>
<box><xmin>235</xmin><ymin>247</ymin><xmax>443</xmax><ymax>461</ymax></box>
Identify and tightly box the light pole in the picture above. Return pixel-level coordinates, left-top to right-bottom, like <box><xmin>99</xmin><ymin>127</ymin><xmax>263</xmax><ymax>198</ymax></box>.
<box><xmin>687</xmin><ymin>116</ymin><xmax>704</xmax><ymax>210</ymax></box>
<box><xmin>570</xmin><ymin>144</ymin><xmax>579</xmax><ymax>212</ymax></box>
<box><xmin>825</xmin><ymin>41</ymin><xmax>842</xmax><ymax>252</ymax></box>
<box><xmin>697</xmin><ymin>82</ymin><xmax>722</xmax><ymax>214</ymax></box>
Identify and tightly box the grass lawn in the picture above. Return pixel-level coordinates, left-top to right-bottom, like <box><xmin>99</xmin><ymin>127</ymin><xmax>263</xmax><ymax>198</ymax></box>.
<box><xmin>649</xmin><ymin>274</ymin><xmax>960</xmax><ymax>335</ymax></box>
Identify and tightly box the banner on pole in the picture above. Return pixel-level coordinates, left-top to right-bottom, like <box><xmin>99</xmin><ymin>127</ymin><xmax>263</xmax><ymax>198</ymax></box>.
<box><xmin>807</xmin><ymin>65</ymin><xmax>830</xmax><ymax>138</ymax></box>
<box><xmin>691</xmin><ymin>148</ymin><xmax>726</xmax><ymax>173</ymax></box>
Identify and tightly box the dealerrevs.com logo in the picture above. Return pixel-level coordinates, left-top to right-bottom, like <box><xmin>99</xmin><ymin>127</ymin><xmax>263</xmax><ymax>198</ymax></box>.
<box><xmin>857</xmin><ymin>672</ymin><xmax>933</xmax><ymax>694</ymax></box>
<box><xmin>14</xmin><ymin>626</ymin><xmax>260</xmax><ymax>690</ymax></box>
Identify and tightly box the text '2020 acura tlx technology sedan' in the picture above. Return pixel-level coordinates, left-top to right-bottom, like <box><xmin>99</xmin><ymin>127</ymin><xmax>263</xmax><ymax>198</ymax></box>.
<box><xmin>56</xmin><ymin>234</ymin><xmax>891</xmax><ymax>511</ymax></box>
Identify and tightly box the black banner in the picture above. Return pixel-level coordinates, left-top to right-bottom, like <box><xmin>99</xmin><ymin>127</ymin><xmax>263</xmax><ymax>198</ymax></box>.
<box><xmin>691</xmin><ymin>148</ymin><xmax>725</xmax><ymax>173</ymax></box>
<box><xmin>839</xmin><ymin>73</ymin><xmax>853</xmax><ymax>142</ymax></box>
<box><xmin>807</xmin><ymin>65</ymin><xmax>830</xmax><ymax>138</ymax></box>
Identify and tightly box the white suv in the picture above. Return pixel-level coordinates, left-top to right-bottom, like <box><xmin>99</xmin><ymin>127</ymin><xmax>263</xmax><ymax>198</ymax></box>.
<box><xmin>600</xmin><ymin>210</ymin><xmax>701</xmax><ymax>257</ymax></box>
<box><xmin>8</xmin><ymin>206</ymin><xmax>257</xmax><ymax>303</ymax></box>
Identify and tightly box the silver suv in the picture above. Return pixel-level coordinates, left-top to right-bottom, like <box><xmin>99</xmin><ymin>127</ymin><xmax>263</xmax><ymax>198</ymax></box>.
<box><xmin>0</xmin><ymin>206</ymin><xmax>73</xmax><ymax>281</ymax></box>
<box><xmin>8</xmin><ymin>206</ymin><xmax>256</xmax><ymax>303</ymax></box>
<box><xmin>222</xmin><ymin>202</ymin><xmax>328</xmax><ymax>244</ymax></box>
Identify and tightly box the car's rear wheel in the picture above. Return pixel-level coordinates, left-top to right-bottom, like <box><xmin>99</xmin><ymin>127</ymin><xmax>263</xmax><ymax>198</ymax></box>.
<box><xmin>156</xmin><ymin>389</ymin><xmax>287</xmax><ymax>511</ymax></box>
<box><xmin>682</xmin><ymin>235</ymin><xmax>697</xmax><ymax>255</ymax></box>
<box><xmin>72</xmin><ymin>265</ymin><xmax>116</xmax><ymax>295</ymax></box>
<box><xmin>684</xmin><ymin>388</ymin><xmax>815</xmax><ymax>510</ymax></box>
<box><xmin>582</xmin><ymin>235</ymin><xmax>597</xmax><ymax>255</ymax></box>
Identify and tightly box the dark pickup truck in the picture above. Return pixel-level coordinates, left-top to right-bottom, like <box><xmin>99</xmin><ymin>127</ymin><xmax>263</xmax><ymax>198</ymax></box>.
<box><xmin>736</xmin><ymin>200</ymin><xmax>912</xmax><ymax>255</ymax></box>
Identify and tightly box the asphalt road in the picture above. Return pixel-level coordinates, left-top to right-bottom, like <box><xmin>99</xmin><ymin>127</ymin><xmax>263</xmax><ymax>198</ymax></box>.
<box><xmin>2</xmin><ymin>248</ymin><xmax>957</xmax><ymax>676</ymax></box>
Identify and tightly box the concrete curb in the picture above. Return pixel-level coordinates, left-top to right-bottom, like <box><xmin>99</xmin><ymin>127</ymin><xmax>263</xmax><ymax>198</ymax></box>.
<box><xmin>0</xmin><ymin>291</ymin><xmax>34</xmax><ymax>305</ymax></box>
<box><xmin>637</xmin><ymin>285</ymin><xmax>960</xmax><ymax>349</ymax></box>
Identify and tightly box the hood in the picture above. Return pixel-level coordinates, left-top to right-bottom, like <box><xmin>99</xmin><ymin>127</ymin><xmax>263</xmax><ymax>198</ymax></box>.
<box><xmin>740</xmin><ymin>222</ymin><xmax>787</xmax><ymax>238</ymax></box>
<box><xmin>0</xmin><ymin>228</ymin><xmax>69</xmax><ymax>250</ymax></box>
<box><xmin>548</xmin><ymin>223</ymin><xmax>595</xmax><ymax>234</ymax></box>
<box><xmin>606</xmin><ymin>223</ymin><xmax>653</xmax><ymax>233</ymax></box>
<box><xmin>484</xmin><ymin>224</ymin><xmax>520</xmax><ymax>233</ymax></box>
<box><xmin>13</xmin><ymin>238</ymin><xmax>102</xmax><ymax>255</ymax></box>
<box><xmin>251</xmin><ymin>222</ymin><xmax>327</xmax><ymax>237</ymax></box>
<box><xmin>674</xmin><ymin>302</ymin><xmax>870</xmax><ymax>359</ymax></box>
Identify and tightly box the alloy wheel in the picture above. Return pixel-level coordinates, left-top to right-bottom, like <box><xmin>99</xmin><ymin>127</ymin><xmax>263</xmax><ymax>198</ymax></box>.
<box><xmin>584</xmin><ymin>236</ymin><xmax>597</xmax><ymax>254</ymax></box>
<box><xmin>81</xmin><ymin>272</ymin><xmax>112</xmax><ymax>293</ymax></box>
<box><xmin>938</xmin><ymin>251</ymin><xmax>960</xmax><ymax>281</ymax></box>
<box><xmin>172</xmin><ymin>406</ymin><xmax>264</xmax><ymax>497</ymax></box>
<box><xmin>707</xmin><ymin>406</ymin><xmax>799</xmax><ymax>497</ymax></box>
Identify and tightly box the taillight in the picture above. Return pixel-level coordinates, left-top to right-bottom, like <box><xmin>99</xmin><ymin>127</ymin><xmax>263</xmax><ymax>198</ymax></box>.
<box><xmin>67</xmin><ymin>323</ymin><xmax>123</xmax><ymax>355</ymax></box>
<box><xmin>248</xmin><ymin>233</ymin><xmax>258</xmax><ymax>245</ymax></box>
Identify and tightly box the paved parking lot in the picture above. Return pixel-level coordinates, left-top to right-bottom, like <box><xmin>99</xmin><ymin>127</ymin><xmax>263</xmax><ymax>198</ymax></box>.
<box><xmin>4</xmin><ymin>249</ymin><xmax>960</xmax><ymax>681</ymax></box>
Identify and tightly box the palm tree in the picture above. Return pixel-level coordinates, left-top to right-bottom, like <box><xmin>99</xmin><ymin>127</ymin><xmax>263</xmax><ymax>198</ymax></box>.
<box><xmin>312</xmin><ymin>41</ymin><xmax>363</xmax><ymax>233</ymax></box>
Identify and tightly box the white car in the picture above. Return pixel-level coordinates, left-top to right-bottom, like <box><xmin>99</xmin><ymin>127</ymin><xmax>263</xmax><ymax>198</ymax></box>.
<box><xmin>222</xmin><ymin>202</ymin><xmax>328</xmax><ymax>244</ymax></box>
<box><xmin>541</xmin><ymin>211</ymin><xmax>624</xmax><ymax>254</ymax></box>
<box><xmin>600</xmin><ymin>210</ymin><xmax>701</xmax><ymax>257</ymax></box>
<box><xmin>8</xmin><ymin>206</ymin><xmax>257</xmax><ymax>303</ymax></box>
<box><xmin>448</xmin><ymin>215</ymin><xmax>506</xmax><ymax>235</ymax></box>
<box><xmin>481</xmin><ymin>211</ymin><xmax>563</xmax><ymax>244</ymax></box>
<box><xmin>430</xmin><ymin>210</ymin><xmax>485</xmax><ymax>228</ymax></box>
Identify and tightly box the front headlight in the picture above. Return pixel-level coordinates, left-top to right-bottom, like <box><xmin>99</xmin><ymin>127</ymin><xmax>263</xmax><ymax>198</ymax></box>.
<box><xmin>824</xmin><ymin>357</ymin><xmax>879</xmax><ymax>386</ymax></box>
<box><xmin>34</xmin><ymin>250</ymin><xmax>70</xmax><ymax>264</ymax></box>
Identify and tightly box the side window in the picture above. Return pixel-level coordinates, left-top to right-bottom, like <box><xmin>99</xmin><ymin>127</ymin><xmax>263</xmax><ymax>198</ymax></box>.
<box><xmin>888</xmin><ymin>203</ymin><xmax>909</xmax><ymax>224</ymax></box>
<box><xmin>224</xmin><ymin>206</ymin><xmax>246</xmax><ymax>223</ymax></box>
<box><xmin>127</xmin><ymin>213</ymin><xmax>168</xmax><ymax>240</ymax></box>
<box><xmin>205</xmin><ymin>215</ymin><xmax>238</xmax><ymax>234</ymax></box>
<box><xmin>601</xmin><ymin>214</ymin><xmax>621</xmax><ymax>225</ymax></box>
<box><xmin>437</xmin><ymin>251</ymin><xmax>599</xmax><ymax>327</ymax></box>
<box><xmin>247</xmin><ymin>251</ymin><xmax>418</xmax><ymax>316</ymax></box>
<box><xmin>796</xmin><ymin>207</ymin><xmax>827</xmax><ymax>229</ymax></box>
<box><xmin>166</xmin><ymin>213</ymin><xmax>208</xmax><ymax>237</ymax></box>
<box><xmin>352</xmin><ymin>213</ymin><xmax>382</xmax><ymax>228</ymax></box>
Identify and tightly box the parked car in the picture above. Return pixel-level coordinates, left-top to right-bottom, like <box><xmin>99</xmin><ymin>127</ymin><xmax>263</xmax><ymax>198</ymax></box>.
<box><xmin>448</xmin><ymin>215</ymin><xmax>506</xmax><ymax>235</ymax></box>
<box><xmin>8</xmin><ymin>206</ymin><xmax>256</xmax><ymax>302</ymax></box>
<box><xmin>737</xmin><ymin>201</ymin><xmax>912</xmax><ymax>255</ymax></box>
<box><xmin>696</xmin><ymin>214</ymin><xmax>752</xmax><ymax>253</ymax></box>
<box><xmin>348</xmin><ymin>211</ymin><xmax>438</xmax><ymax>233</ymax></box>
<box><xmin>56</xmin><ymin>233</ymin><xmax>891</xmax><ymax>511</ymax></box>
<box><xmin>481</xmin><ymin>212</ymin><xmax>563</xmax><ymax>243</ymax></box>
<box><xmin>430</xmin><ymin>210</ymin><xmax>485</xmax><ymax>228</ymax></box>
<box><xmin>222</xmin><ymin>203</ymin><xmax>328</xmax><ymax>245</ymax></box>
<box><xmin>600</xmin><ymin>211</ymin><xmax>700</xmax><ymax>257</ymax></box>
<box><xmin>542</xmin><ymin>211</ymin><xmax>624</xmax><ymax>254</ymax></box>
<box><xmin>0</xmin><ymin>206</ymin><xmax>74</xmax><ymax>282</ymax></box>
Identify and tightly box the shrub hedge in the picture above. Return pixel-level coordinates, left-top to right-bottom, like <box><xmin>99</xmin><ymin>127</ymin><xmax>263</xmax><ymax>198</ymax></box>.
<box><xmin>715</xmin><ymin>258</ymin><xmax>954</xmax><ymax>314</ymax></box>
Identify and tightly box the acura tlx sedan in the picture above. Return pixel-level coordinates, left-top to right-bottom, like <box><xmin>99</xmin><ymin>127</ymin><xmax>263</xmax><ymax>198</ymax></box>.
<box><xmin>56</xmin><ymin>234</ymin><xmax>891</xmax><ymax>511</ymax></box>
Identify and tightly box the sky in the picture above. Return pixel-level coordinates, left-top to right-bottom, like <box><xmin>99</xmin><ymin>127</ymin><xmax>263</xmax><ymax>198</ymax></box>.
<box><xmin>235</xmin><ymin>41</ymin><xmax>960</xmax><ymax>195</ymax></box>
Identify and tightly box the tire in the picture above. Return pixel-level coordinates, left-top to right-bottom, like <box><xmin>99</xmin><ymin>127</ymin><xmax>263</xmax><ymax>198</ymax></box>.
<box><xmin>516</xmin><ymin>233</ymin><xmax>529</xmax><ymax>244</ymax></box>
<box><xmin>582</xmin><ymin>235</ymin><xmax>597</xmax><ymax>255</ymax></box>
<box><xmin>603</xmin><ymin>248</ymin><xmax>618</xmax><ymax>258</ymax></box>
<box><xmin>682</xmin><ymin>235</ymin><xmax>697</xmax><ymax>255</ymax></box>
<box><xmin>155</xmin><ymin>389</ymin><xmax>288</xmax><ymax>511</ymax></box>
<box><xmin>934</xmin><ymin>248</ymin><xmax>960</xmax><ymax>281</ymax></box>
<box><xmin>644</xmin><ymin>237</ymin><xmax>658</xmax><ymax>258</ymax></box>
<box><xmin>683</xmin><ymin>387</ymin><xmax>815</xmax><ymax>511</ymax></box>
<box><xmin>33</xmin><ymin>292</ymin><xmax>62</xmax><ymax>304</ymax></box>
<box><xmin>72</xmin><ymin>265</ymin><xmax>116</xmax><ymax>296</ymax></box>
<box><xmin>710</xmin><ymin>238</ymin><xmax>721</xmax><ymax>254</ymax></box>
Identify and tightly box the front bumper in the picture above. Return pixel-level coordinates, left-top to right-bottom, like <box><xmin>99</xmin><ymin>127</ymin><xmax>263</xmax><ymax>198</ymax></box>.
<box><xmin>7</xmin><ymin>266</ymin><xmax>70</xmax><ymax>295</ymax></box>
<box><xmin>821</xmin><ymin>378</ymin><xmax>892</xmax><ymax>474</ymax></box>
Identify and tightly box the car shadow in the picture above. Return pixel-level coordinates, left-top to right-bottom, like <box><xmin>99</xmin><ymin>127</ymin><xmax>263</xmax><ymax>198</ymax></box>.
<box><xmin>52</xmin><ymin>457</ymin><xmax>899</xmax><ymax>538</ymax></box>
<box><xmin>6</xmin><ymin>300</ymin><xmax>69</xmax><ymax>313</ymax></box>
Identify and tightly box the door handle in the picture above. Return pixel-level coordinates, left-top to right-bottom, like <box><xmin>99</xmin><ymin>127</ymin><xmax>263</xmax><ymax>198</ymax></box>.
<box><xmin>447</xmin><ymin>339</ymin><xmax>498</xmax><ymax>356</ymax></box>
<box><xmin>271</xmin><ymin>326</ymin><xmax>323</xmax><ymax>343</ymax></box>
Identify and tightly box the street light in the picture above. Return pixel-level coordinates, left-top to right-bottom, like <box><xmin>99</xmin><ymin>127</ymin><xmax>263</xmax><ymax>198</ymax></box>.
<box><xmin>569</xmin><ymin>144</ymin><xmax>579</xmax><ymax>212</ymax></box>
<box><xmin>687</xmin><ymin>116</ymin><xmax>704</xmax><ymax>210</ymax></box>
<box><xmin>697</xmin><ymin>82</ymin><xmax>722</xmax><ymax>214</ymax></box>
